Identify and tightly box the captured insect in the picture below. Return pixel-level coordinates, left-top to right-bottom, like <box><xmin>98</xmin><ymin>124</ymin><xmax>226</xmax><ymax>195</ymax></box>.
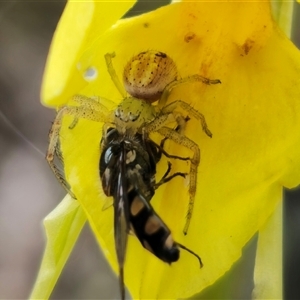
<box><xmin>100</xmin><ymin>126</ymin><xmax>203</xmax><ymax>299</ymax></box>
<box><xmin>46</xmin><ymin>50</ymin><xmax>220</xmax><ymax>299</ymax></box>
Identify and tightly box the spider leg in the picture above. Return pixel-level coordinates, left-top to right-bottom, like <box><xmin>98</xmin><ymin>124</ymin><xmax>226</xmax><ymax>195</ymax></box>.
<box><xmin>156</xmin><ymin>126</ymin><xmax>200</xmax><ymax>235</ymax></box>
<box><xmin>105</xmin><ymin>52</ymin><xmax>127</xmax><ymax>98</ymax></box>
<box><xmin>144</xmin><ymin>104</ymin><xmax>210</xmax><ymax>234</ymax></box>
<box><xmin>159</xmin><ymin>74</ymin><xmax>221</xmax><ymax>108</ymax></box>
<box><xmin>68</xmin><ymin>95</ymin><xmax>112</xmax><ymax>129</ymax></box>
<box><xmin>46</xmin><ymin>101</ymin><xmax>111</xmax><ymax>197</ymax></box>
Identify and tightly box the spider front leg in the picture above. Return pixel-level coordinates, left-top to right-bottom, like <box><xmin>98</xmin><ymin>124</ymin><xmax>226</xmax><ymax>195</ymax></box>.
<box><xmin>162</xmin><ymin>100</ymin><xmax>213</xmax><ymax>138</ymax></box>
<box><xmin>68</xmin><ymin>95</ymin><xmax>114</xmax><ymax>129</ymax></box>
<box><xmin>46</xmin><ymin>97</ymin><xmax>112</xmax><ymax>197</ymax></box>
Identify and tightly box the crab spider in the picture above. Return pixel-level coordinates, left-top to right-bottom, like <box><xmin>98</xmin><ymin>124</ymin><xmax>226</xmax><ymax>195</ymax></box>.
<box><xmin>46</xmin><ymin>50</ymin><xmax>221</xmax><ymax>234</ymax></box>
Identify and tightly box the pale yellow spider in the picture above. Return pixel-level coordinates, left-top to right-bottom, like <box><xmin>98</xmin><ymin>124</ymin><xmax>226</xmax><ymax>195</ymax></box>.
<box><xmin>46</xmin><ymin>50</ymin><xmax>221</xmax><ymax>234</ymax></box>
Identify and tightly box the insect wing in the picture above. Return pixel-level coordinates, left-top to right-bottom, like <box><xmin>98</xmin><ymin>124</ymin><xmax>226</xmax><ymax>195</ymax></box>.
<box><xmin>113</xmin><ymin>146</ymin><xmax>130</xmax><ymax>300</ymax></box>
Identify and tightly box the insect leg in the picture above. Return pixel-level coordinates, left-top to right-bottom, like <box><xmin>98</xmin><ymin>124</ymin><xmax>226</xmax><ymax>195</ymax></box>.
<box><xmin>156</xmin><ymin>127</ymin><xmax>200</xmax><ymax>235</ymax></box>
<box><xmin>154</xmin><ymin>170</ymin><xmax>187</xmax><ymax>190</ymax></box>
<box><xmin>149</xmin><ymin>142</ymin><xmax>189</xmax><ymax>189</ymax></box>
<box><xmin>105</xmin><ymin>52</ymin><xmax>127</xmax><ymax>98</ymax></box>
<box><xmin>159</xmin><ymin>74</ymin><xmax>221</xmax><ymax>108</ymax></box>
<box><xmin>161</xmin><ymin>161</ymin><xmax>172</xmax><ymax>179</ymax></box>
<box><xmin>151</xmin><ymin>140</ymin><xmax>190</xmax><ymax>161</ymax></box>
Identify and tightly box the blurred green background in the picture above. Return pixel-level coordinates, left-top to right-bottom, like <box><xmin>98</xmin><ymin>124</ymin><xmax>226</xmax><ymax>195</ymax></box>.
<box><xmin>0</xmin><ymin>1</ymin><xmax>299</xmax><ymax>299</ymax></box>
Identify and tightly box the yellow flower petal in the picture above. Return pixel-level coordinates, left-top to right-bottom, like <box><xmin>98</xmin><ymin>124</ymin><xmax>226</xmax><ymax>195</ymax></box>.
<box><xmin>30</xmin><ymin>195</ymin><xmax>86</xmax><ymax>299</ymax></box>
<box><xmin>41</xmin><ymin>0</ymin><xmax>136</xmax><ymax>107</ymax></box>
<box><xmin>41</xmin><ymin>1</ymin><xmax>300</xmax><ymax>299</ymax></box>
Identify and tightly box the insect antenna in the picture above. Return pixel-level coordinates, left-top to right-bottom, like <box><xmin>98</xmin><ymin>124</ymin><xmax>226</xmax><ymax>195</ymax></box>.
<box><xmin>176</xmin><ymin>242</ymin><xmax>203</xmax><ymax>268</ymax></box>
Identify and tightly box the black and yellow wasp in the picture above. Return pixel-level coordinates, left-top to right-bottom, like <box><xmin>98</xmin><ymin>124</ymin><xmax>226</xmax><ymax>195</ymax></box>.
<box><xmin>99</xmin><ymin>127</ymin><xmax>203</xmax><ymax>299</ymax></box>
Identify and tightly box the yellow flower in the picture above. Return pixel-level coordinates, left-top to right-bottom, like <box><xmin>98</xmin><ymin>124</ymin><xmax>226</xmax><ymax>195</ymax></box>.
<box><xmin>31</xmin><ymin>0</ymin><xmax>300</xmax><ymax>299</ymax></box>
